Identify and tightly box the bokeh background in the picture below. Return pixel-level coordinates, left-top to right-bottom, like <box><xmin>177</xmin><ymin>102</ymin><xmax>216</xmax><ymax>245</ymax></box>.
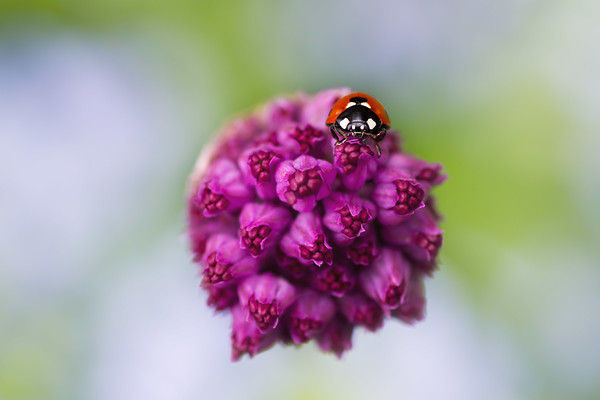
<box><xmin>1</xmin><ymin>1</ymin><xmax>599</xmax><ymax>399</ymax></box>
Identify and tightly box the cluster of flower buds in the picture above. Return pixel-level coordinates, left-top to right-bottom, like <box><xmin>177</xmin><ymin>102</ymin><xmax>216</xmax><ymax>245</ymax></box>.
<box><xmin>186</xmin><ymin>88</ymin><xmax>446</xmax><ymax>360</ymax></box>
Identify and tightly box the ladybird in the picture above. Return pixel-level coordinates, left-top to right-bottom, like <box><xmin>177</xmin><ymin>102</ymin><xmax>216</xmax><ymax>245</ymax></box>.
<box><xmin>326</xmin><ymin>92</ymin><xmax>390</xmax><ymax>157</ymax></box>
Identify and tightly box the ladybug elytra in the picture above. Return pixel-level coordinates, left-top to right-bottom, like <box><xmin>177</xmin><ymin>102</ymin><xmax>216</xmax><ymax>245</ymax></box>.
<box><xmin>326</xmin><ymin>92</ymin><xmax>390</xmax><ymax>157</ymax></box>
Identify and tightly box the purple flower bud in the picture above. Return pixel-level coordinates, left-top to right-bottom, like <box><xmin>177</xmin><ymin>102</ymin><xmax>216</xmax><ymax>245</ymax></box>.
<box><xmin>375</xmin><ymin>130</ymin><xmax>403</xmax><ymax>161</ymax></box>
<box><xmin>359</xmin><ymin>247</ymin><xmax>411</xmax><ymax>312</ymax></box>
<box><xmin>188</xmin><ymin>225</ymin><xmax>210</xmax><ymax>261</ymax></box>
<box><xmin>192</xmin><ymin>159</ymin><xmax>254</xmax><ymax>217</ymax></box>
<box><xmin>280</xmin><ymin>211</ymin><xmax>333</xmax><ymax>267</ymax></box>
<box><xmin>263</xmin><ymin>97</ymin><xmax>303</xmax><ymax>130</ymax></box>
<box><xmin>203</xmin><ymin>282</ymin><xmax>238</xmax><ymax>311</ymax></box>
<box><xmin>346</xmin><ymin>229</ymin><xmax>380</xmax><ymax>266</ymax></box>
<box><xmin>323</xmin><ymin>192</ymin><xmax>376</xmax><ymax>245</ymax></box>
<box><xmin>391</xmin><ymin>271</ymin><xmax>426</xmax><ymax>324</ymax></box>
<box><xmin>316</xmin><ymin>315</ymin><xmax>354</xmax><ymax>359</ymax></box>
<box><xmin>201</xmin><ymin>234</ymin><xmax>259</xmax><ymax>285</ymax></box>
<box><xmin>238</xmin><ymin>273</ymin><xmax>296</xmax><ymax>331</ymax></box>
<box><xmin>386</xmin><ymin>153</ymin><xmax>447</xmax><ymax>187</ymax></box>
<box><xmin>238</xmin><ymin>145</ymin><xmax>287</xmax><ymax>200</ymax></box>
<box><xmin>372</xmin><ymin>153</ymin><xmax>445</xmax><ymax>225</ymax></box>
<box><xmin>287</xmin><ymin>290</ymin><xmax>336</xmax><ymax>344</ymax></box>
<box><xmin>300</xmin><ymin>87</ymin><xmax>351</xmax><ymax>128</ymax></box>
<box><xmin>188</xmin><ymin>210</ymin><xmax>238</xmax><ymax>261</ymax></box>
<box><xmin>186</xmin><ymin>89</ymin><xmax>446</xmax><ymax>360</ymax></box>
<box><xmin>413</xmin><ymin>233</ymin><xmax>443</xmax><ymax>262</ymax></box>
<box><xmin>333</xmin><ymin>140</ymin><xmax>378</xmax><ymax>191</ymax></box>
<box><xmin>275</xmin><ymin>154</ymin><xmax>336</xmax><ymax>212</ymax></box>
<box><xmin>277</xmin><ymin>125</ymin><xmax>326</xmax><ymax>155</ymax></box>
<box><xmin>383</xmin><ymin>207</ymin><xmax>443</xmax><ymax>272</ymax></box>
<box><xmin>425</xmin><ymin>197</ymin><xmax>443</xmax><ymax>221</ymax></box>
<box><xmin>230</xmin><ymin>305</ymin><xmax>278</xmax><ymax>361</ymax></box>
<box><xmin>275</xmin><ymin>248</ymin><xmax>313</xmax><ymax>280</ymax></box>
<box><xmin>310</xmin><ymin>263</ymin><xmax>356</xmax><ymax>297</ymax></box>
<box><xmin>221</xmin><ymin>116</ymin><xmax>266</xmax><ymax>160</ymax></box>
<box><xmin>373</xmin><ymin>176</ymin><xmax>426</xmax><ymax>225</ymax></box>
<box><xmin>239</xmin><ymin>202</ymin><xmax>292</xmax><ymax>257</ymax></box>
<box><xmin>338</xmin><ymin>290</ymin><xmax>384</xmax><ymax>331</ymax></box>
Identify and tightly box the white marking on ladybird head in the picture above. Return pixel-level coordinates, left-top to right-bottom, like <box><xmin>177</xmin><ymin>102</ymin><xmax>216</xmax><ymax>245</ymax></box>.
<box><xmin>345</xmin><ymin>102</ymin><xmax>356</xmax><ymax>109</ymax></box>
<box><xmin>339</xmin><ymin>118</ymin><xmax>350</xmax><ymax>130</ymax></box>
<box><xmin>361</xmin><ymin>102</ymin><xmax>371</xmax><ymax>109</ymax></box>
<box><xmin>367</xmin><ymin>118</ymin><xmax>377</xmax><ymax>130</ymax></box>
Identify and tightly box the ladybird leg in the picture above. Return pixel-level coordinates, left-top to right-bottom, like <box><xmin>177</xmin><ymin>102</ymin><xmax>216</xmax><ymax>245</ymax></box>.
<box><xmin>329</xmin><ymin>126</ymin><xmax>341</xmax><ymax>143</ymax></box>
<box><xmin>373</xmin><ymin>129</ymin><xmax>386</xmax><ymax>158</ymax></box>
<box><xmin>337</xmin><ymin>130</ymin><xmax>349</xmax><ymax>144</ymax></box>
<box><xmin>362</xmin><ymin>133</ymin><xmax>382</xmax><ymax>158</ymax></box>
<box><xmin>330</xmin><ymin>125</ymin><xmax>347</xmax><ymax>144</ymax></box>
<box><xmin>373</xmin><ymin>128</ymin><xmax>387</xmax><ymax>142</ymax></box>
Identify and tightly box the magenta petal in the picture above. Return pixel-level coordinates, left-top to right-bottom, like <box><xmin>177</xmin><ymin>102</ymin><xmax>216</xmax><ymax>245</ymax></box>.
<box><xmin>204</xmin><ymin>283</ymin><xmax>238</xmax><ymax>311</ymax></box>
<box><xmin>275</xmin><ymin>155</ymin><xmax>335</xmax><ymax>212</ymax></box>
<box><xmin>188</xmin><ymin>219</ymin><xmax>231</xmax><ymax>261</ymax></box>
<box><xmin>188</xmin><ymin>204</ymin><xmax>238</xmax><ymax>261</ymax></box>
<box><xmin>280</xmin><ymin>212</ymin><xmax>333</xmax><ymax>267</ymax></box>
<box><xmin>263</xmin><ymin>96</ymin><xmax>303</xmax><ymax>130</ymax></box>
<box><xmin>391</xmin><ymin>272</ymin><xmax>426</xmax><ymax>324</ymax></box>
<box><xmin>346</xmin><ymin>229</ymin><xmax>380</xmax><ymax>266</ymax></box>
<box><xmin>273</xmin><ymin>160</ymin><xmax>297</xmax><ymax>203</ymax></box>
<box><xmin>300</xmin><ymin>87</ymin><xmax>351</xmax><ymax>127</ymax></box>
<box><xmin>358</xmin><ymin>247</ymin><xmax>411</xmax><ymax>313</ymax></box>
<box><xmin>315</xmin><ymin>159</ymin><xmax>336</xmax><ymax>199</ymax></box>
<box><xmin>277</xmin><ymin>124</ymin><xmax>325</xmax><ymax>154</ymax></box>
<box><xmin>338</xmin><ymin>291</ymin><xmax>384</xmax><ymax>332</ymax></box>
<box><xmin>323</xmin><ymin>192</ymin><xmax>376</xmax><ymax>245</ymax></box>
<box><xmin>372</xmin><ymin>182</ymin><xmax>400</xmax><ymax>209</ymax></box>
<box><xmin>239</xmin><ymin>202</ymin><xmax>292</xmax><ymax>257</ymax></box>
<box><xmin>238</xmin><ymin>146</ymin><xmax>287</xmax><ymax>200</ymax></box>
<box><xmin>373</xmin><ymin>154</ymin><xmax>434</xmax><ymax>222</ymax></box>
<box><xmin>238</xmin><ymin>273</ymin><xmax>297</xmax><ymax>331</ymax></box>
<box><xmin>383</xmin><ymin>207</ymin><xmax>443</xmax><ymax>273</ymax></box>
<box><xmin>193</xmin><ymin>159</ymin><xmax>254</xmax><ymax>217</ymax></box>
<box><xmin>333</xmin><ymin>140</ymin><xmax>378</xmax><ymax>190</ymax></box>
<box><xmin>316</xmin><ymin>315</ymin><xmax>354</xmax><ymax>358</ymax></box>
<box><xmin>310</xmin><ymin>263</ymin><xmax>356</xmax><ymax>298</ymax></box>
<box><xmin>216</xmin><ymin>115</ymin><xmax>262</xmax><ymax>160</ymax></box>
<box><xmin>373</xmin><ymin>178</ymin><xmax>425</xmax><ymax>225</ymax></box>
<box><xmin>231</xmin><ymin>305</ymin><xmax>278</xmax><ymax>361</ymax></box>
<box><xmin>383</xmin><ymin>207</ymin><xmax>442</xmax><ymax>246</ymax></box>
<box><xmin>287</xmin><ymin>290</ymin><xmax>336</xmax><ymax>344</ymax></box>
<box><xmin>374</xmin><ymin>130</ymin><xmax>402</xmax><ymax>162</ymax></box>
<box><xmin>275</xmin><ymin>248</ymin><xmax>313</xmax><ymax>280</ymax></box>
<box><xmin>201</xmin><ymin>233</ymin><xmax>259</xmax><ymax>285</ymax></box>
<box><xmin>386</xmin><ymin>153</ymin><xmax>447</xmax><ymax>187</ymax></box>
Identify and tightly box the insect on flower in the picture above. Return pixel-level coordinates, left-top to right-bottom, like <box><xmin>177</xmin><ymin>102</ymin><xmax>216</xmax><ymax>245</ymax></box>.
<box><xmin>187</xmin><ymin>88</ymin><xmax>446</xmax><ymax>361</ymax></box>
<box><xmin>326</xmin><ymin>92</ymin><xmax>390</xmax><ymax>157</ymax></box>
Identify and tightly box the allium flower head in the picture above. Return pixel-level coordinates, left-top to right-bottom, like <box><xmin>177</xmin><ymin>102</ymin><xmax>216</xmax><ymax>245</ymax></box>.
<box><xmin>187</xmin><ymin>88</ymin><xmax>446</xmax><ymax>360</ymax></box>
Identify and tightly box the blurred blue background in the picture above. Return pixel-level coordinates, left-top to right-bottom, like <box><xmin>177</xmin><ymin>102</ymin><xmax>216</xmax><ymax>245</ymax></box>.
<box><xmin>1</xmin><ymin>1</ymin><xmax>599</xmax><ymax>399</ymax></box>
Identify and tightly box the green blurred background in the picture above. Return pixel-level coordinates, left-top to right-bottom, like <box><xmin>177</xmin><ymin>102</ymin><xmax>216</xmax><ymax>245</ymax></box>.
<box><xmin>1</xmin><ymin>1</ymin><xmax>599</xmax><ymax>399</ymax></box>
